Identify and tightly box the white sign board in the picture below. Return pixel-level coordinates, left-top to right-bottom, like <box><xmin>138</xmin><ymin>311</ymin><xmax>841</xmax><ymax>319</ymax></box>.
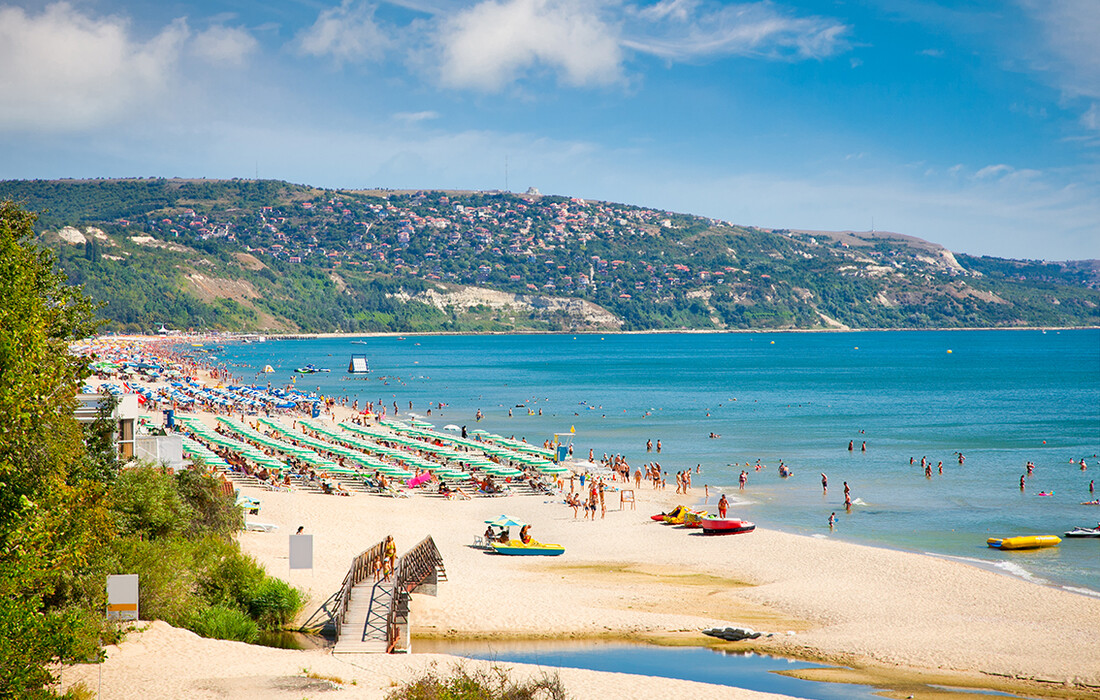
<box><xmin>289</xmin><ymin>534</ymin><xmax>313</xmax><ymax>570</ymax></box>
<box><xmin>106</xmin><ymin>574</ymin><xmax>139</xmax><ymax>621</ymax></box>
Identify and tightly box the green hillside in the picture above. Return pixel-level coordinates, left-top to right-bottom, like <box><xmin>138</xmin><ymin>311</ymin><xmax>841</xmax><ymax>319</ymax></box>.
<box><xmin>2</xmin><ymin>178</ymin><xmax>1097</xmax><ymax>333</ymax></box>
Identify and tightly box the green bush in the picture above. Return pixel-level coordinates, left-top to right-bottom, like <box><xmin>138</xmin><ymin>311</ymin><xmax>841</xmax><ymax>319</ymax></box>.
<box><xmin>199</xmin><ymin>550</ymin><xmax>266</xmax><ymax>611</ymax></box>
<box><xmin>108</xmin><ymin>537</ymin><xmax>206</xmax><ymax>627</ymax></box>
<box><xmin>110</xmin><ymin>466</ymin><xmax>194</xmax><ymax>539</ymax></box>
<box><xmin>189</xmin><ymin>605</ymin><xmax>258</xmax><ymax>643</ymax></box>
<box><xmin>174</xmin><ymin>467</ymin><xmax>242</xmax><ymax>538</ymax></box>
<box><xmin>247</xmin><ymin>577</ymin><xmax>303</xmax><ymax>630</ymax></box>
<box><xmin>198</xmin><ymin>550</ymin><xmax>303</xmax><ymax>630</ymax></box>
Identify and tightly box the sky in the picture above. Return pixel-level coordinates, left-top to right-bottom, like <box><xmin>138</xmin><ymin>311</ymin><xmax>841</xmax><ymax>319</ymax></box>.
<box><xmin>0</xmin><ymin>0</ymin><xmax>1098</xmax><ymax>260</ymax></box>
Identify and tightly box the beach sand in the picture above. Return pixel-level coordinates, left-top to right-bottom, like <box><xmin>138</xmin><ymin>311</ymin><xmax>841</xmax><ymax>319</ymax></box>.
<box><xmin>64</xmin><ymin>342</ymin><xmax>1100</xmax><ymax>699</ymax></box>
<box><xmin>61</xmin><ymin>449</ymin><xmax>1100</xmax><ymax>699</ymax></box>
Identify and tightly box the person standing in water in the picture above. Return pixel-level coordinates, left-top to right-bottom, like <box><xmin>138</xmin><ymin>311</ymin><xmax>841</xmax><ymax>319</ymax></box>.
<box><xmin>828</xmin><ymin>512</ymin><xmax>837</xmax><ymax>530</ymax></box>
<box><xmin>821</xmin><ymin>473</ymin><xmax>828</xmax><ymax>495</ymax></box>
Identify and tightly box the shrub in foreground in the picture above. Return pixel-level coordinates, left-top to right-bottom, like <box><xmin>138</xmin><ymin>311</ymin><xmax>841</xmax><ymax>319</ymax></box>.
<box><xmin>189</xmin><ymin>605</ymin><xmax>258</xmax><ymax>643</ymax></box>
<box><xmin>386</xmin><ymin>665</ymin><xmax>566</xmax><ymax>700</ymax></box>
<box><xmin>247</xmin><ymin>577</ymin><xmax>303</xmax><ymax>629</ymax></box>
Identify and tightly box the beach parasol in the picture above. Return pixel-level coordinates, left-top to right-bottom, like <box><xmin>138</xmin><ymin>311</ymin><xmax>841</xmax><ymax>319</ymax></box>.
<box><xmin>484</xmin><ymin>515</ymin><xmax>526</xmax><ymax>528</ymax></box>
<box><xmin>443</xmin><ymin>424</ymin><xmax>461</xmax><ymax>431</ymax></box>
<box><xmin>262</xmin><ymin>365</ymin><xmax>274</xmax><ymax>373</ymax></box>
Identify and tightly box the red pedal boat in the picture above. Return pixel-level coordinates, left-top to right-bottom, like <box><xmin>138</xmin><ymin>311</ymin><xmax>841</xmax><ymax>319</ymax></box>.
<box><xmin>700</xmin><ymin>517</ymin><xmax>756</xmax><ymax>535</ymax></box>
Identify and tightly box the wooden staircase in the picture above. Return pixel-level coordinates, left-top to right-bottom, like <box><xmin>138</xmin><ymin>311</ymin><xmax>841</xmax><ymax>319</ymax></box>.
<box><xmin>332</xmin><ymin>579</ymin><xmax>392</xmax><ymax>654</ymax></box>
<box><xmin>330</xmin><ymin>536</ymin><xmax>446</xmax><ymax>654</ymax></box>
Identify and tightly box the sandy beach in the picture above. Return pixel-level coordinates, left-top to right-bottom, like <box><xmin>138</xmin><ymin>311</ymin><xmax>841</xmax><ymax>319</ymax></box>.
<box><xmin>62</xmin><ymin>337</ymin><xmax>1100</xmax><ymax>699</ymax></box>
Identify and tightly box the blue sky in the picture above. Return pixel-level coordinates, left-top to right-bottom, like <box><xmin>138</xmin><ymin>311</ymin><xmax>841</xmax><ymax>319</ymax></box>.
<box><xmin>1</xmin><ymin>0</ymin><xmax>1097</xmax><ymax>260</ymax></box>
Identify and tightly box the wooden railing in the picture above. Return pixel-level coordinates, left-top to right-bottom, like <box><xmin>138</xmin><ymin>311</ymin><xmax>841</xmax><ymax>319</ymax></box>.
<box><xmin>386</xmin><ymin>536</ymin><xmax>446</xmax><ymax>652</ymax></box>
<box><xmin>333</xmin><ymin>539</ymin><xmax>387</xmax><ymax>642</ymax></box>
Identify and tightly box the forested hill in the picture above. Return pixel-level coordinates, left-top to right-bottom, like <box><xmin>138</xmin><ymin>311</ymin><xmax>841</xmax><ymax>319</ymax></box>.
<box><xmin>2</xmin><ymin>178</ymin><xmax>1097</xmax><ymax>333</ymax></box>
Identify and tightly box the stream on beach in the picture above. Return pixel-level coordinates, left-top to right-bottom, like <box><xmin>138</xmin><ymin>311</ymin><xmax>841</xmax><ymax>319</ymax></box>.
<box><xmin>253</xmin><ymin>633</ymin><xmax>1030</xmax><ymax>699</ymax></box>
<box><xmin>414</xmin><ymin>640</ymin><xmax>1028</xmax><ymax>699</ymax></box>
<box><xmin>209</xmin><ymin>329</ymin><xmax>1100</xmax><ymax>595</ymax></box>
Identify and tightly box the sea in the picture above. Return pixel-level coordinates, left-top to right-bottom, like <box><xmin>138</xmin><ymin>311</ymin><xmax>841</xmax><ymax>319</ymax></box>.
<box><xmin>202</xmin><ymin>329</ymin><xmax>1100</xmax><ymax>595</ymax></box>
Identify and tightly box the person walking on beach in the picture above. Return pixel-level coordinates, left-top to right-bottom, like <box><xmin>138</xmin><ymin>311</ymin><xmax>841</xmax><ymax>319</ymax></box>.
<box><xmin>634</xmin><ymin>468</ymin><xmax>641</xmax><ymax>488</ymax></box>
<box><xmin>382</xmin><ymin>536</ymin><xmax>397</xmax><ymax>581</ymax></box>
<box><xmin>821</xmin><ymin>473</ymin><xmax>828</xmax><ymax>495</ymax></box>
<box><xmin>718</xmin><ymin>493</ymin><xmax>728</xmax><ymax>518</ymax></box>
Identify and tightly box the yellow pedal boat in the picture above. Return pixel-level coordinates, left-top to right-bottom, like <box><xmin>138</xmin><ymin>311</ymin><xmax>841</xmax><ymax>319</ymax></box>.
<box><xmin>491</xmin><ymin>539</ymin><xmax>565</xmax><ymax>556</ymax></box>
<box><xmin>987</xmin><ymin>535</ymin><xmax>1061</xmax><ymax>550</ymax></box>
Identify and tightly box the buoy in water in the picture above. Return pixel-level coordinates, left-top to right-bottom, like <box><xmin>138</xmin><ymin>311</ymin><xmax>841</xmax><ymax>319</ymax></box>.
<box><xmin>947</xmin><ymin>349</ymin><xmax>953</xmax><ymax>353</ymax></box>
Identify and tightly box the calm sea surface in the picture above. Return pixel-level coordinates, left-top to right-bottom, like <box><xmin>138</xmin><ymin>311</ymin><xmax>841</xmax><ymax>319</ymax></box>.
<box><xmin>209</xmin><ymin>330</ymin><xmax>1100</xmax><ymax>593</ymax></box>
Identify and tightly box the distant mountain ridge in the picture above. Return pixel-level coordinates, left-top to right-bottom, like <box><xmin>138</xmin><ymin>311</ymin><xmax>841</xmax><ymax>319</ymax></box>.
<box><xmin>1</xmin><ymin>178</ymin><xmax>1096</xmax><ymax>333</ymax></box>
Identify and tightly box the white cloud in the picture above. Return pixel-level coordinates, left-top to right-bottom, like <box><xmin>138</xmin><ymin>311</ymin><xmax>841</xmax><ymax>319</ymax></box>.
<box><xmin>437</xmin><ymin>0</ymin><xmax>623</xmax><ymax>91</ymax></box>
<box><xmin>297</xmin><ymin>0</ymin><xmax>393</xmax><ymax>64</ymax></box>
<box><xmin>975</xmin><ymin>163</ymin><xmax>1013</xmax><ymax>179</ymax></box>
<box><xmin>1016</xmin><ymin>0</ymin><xmax>1100</xmax><ymax>135</ymax></box>
<box><xmin>0</xmin><ymin>2</ymin><xmax>188</xmax><ymax>131</ymax></box>
<box><xmin>394</xmin><ymin>110</ymin><xmax>441</xmax><ymax>122</ymax></box>
<box><xmin>1018</xmin><ymin>0</ymin><xmax>1100</xmax><ymax>99</ymax></box>
<box><xmin>192</xmin><ymin>25</ymin><xmax>258</xmax><ymax>66</ymax></box>
<box><xmin>1082</xmin><ymin>103</ymin><xmax>1100</xmax><ymax>132</ymax></box>
<box><xmin>622</xmin><ymin>1</ymin><xmax>849</xmax><ymax>62</ymax></box>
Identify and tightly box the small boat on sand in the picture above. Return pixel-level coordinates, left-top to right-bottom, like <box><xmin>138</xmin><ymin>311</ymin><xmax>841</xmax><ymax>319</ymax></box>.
<box><xmin>651</xmin><ymin>505</ymin><xmax>704</xmax><ymax>525</ymax></box>
<box><xmin>1064</xmin><ymin>526</ymin><xmax>1100</xmax><ymax>538</ymax></box>
<box><xmin>491</xmin><ymin>540</ymin><xmax>565</xmax><ymax>556</ymax></box>
<box><xmin>987</xmin><ymin>535</ymin><xmax>1061</xmax><ymax>550</ymax></box>
<box><xmin>682</xmin><ymin>510</ymin><xmax>711</xmax><ymax>528</ymax></box>
<box><xmin>700</xmin><ymin>517</ymin><xmax>756</xmax><ymax>536</ymax></box>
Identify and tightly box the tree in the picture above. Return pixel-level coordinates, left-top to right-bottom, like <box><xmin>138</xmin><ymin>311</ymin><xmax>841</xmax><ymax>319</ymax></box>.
<box><xmin>0</xmin><ymin>201</ymin><xmax>101</xmax><ymax>696</ymax></box>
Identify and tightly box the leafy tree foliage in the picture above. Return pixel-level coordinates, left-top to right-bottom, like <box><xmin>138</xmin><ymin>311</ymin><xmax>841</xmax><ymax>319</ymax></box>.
<box><xmin>0</xmin><ymin>200</ymin><xmax>102</xmax><ymax>696</ymax></box>
<box><xmin>0</xmin><ymin>202</ymin><xmax>297</xmax><ymax>696</ymax></box>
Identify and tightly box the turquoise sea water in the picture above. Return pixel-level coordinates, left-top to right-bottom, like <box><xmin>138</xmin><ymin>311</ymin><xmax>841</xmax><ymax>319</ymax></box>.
<box><xmin>209</xmin><ymin>330</ymin><xmax>1100</xmax><ymax>593</ymax></box>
